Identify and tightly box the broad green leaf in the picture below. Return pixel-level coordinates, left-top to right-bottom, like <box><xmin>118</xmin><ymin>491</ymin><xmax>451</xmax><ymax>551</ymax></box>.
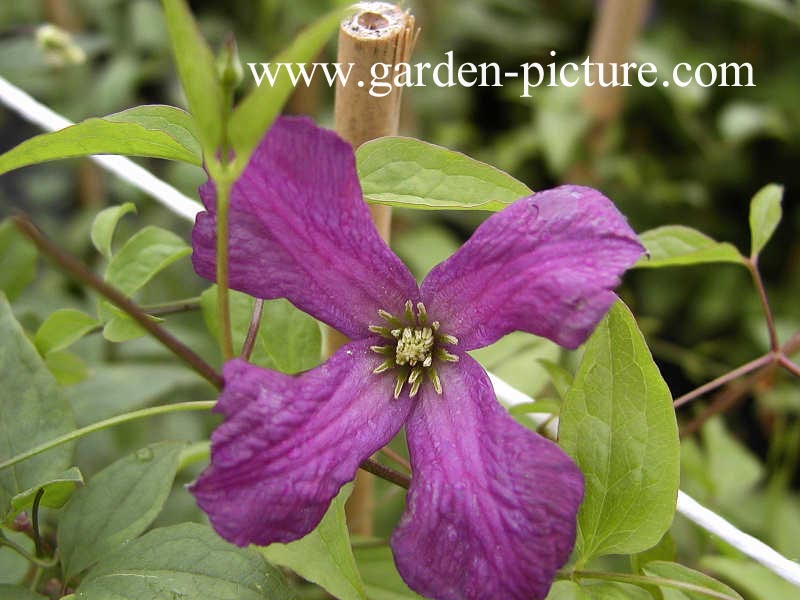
<box><xmin>0</xmin><ymin>585</ymin><xmax>46</xmax><ymax>600</ymax></box>
<box><xmin>228</xmin><ymin>9</ymin><xmax>342</xmax><ymax>164</ymax></box>
<box><xmin>45</xmin><ymin>350</ymin><xmax>88</xmax><ymax>385</ymax></box>
<box><xmin>700</xmin><ymin>557</ymin><xmax>798</xmax><ymax>600</ymax></box>
<box><xmin>583</xmin><ymin>582</ymin><xmax>652</xmax><ymax>599</ymax></box>
<box><xmin>0</xmin><ymin>531</ymin><xmax>32</xmax><ymax>584</ymax></box>
<box><xmin>0</xmin><ymin>220</ymin><xmax>37</xmax><ymax>301</ymax></box>
<box><xmin>100</xmin><ymin>306</ymin><xmax>163</xmax><ymax>343</ymax></box>
<box><xmin>261</xmin><ymin>298</ymin><xmax>322</xmax><ymax>373</ymax></box>
<box><xmin>353</xmin><ymin>545</ymin><xmax>424</xmax><ymax>600</ymax></box>
<box><xmin>90</xmin><ymin>202</ymin><xmax>137</xmax><ymax>259</ymax></box>
<box><xmin>66</xmin><ymin>363</ymin><xmax>207</xmax><ymax>425</ymax></box>
<box><xmin>58</xmin><ymin>442</ymin><xmax>185</xmax><ymax>579</ymax></box>
<box><xmin>631</xmin><ymin>532</ymin><xmax>676</xmax><ymax>574</ymax></box>
<box><xmin>539</xmin><ymin>359</ymin><xmax>574</xmax><ymax>401</ymax></box>
<box><xmin>0</xmin><ymin>293</ymin><xmax>75</xmax><ymax>518</ymax></box>
<box><xmin>636</xmin><ymin>226</ymin><xmax>743</xmax><ymax>268</ymax></box>
<box><xmin>0</xmin><ymin>106</ymin><xmax>202</xmax><ymax>176</ymax></box>
<box><xmin>470</xmin><ymin>332</ymin><xmax>560</xmax><ymax>397</ymax></box>
<box><xmin>357</xmin><ymin>137</ymin><xmax>532</xmax><ymax>211</ymax></box>
<box><xmin>201</xmin><ymin>287</ymin><xmax>321</xmax><ymax>372</ymax></box>
<box><xmin>75</xmin><ymin>523</ymin><xmax>293</xmax><ymax>600</ymax></box>
<box><xmin>104</xmin><ymin>225</ymin><xmax>191</xmax><ymax>296</ymax></box>
<box><xmin>508</xmin><ymin>399</ymin><xmax>561</xmax><ymax>417</ymax></box>
<box><xmin>10</xmin><ymin>466</ymin><xmax>83</xmax><ymax>514</ymax></box>
<box><xmin>545</xmin><ymin>581</ymin><xmax>590</xmax><ymax>600</ymax></box>
<box><xmin>34</xmin><ymin>309</ymin><xmax>100</xmax><ymax>355</ymax></box>
<box><xmin>263</xmin><ymin>485</ymin><xmax>366</xmax><ymax>600</ymax></box>
<box><xmin>161</xmin><ymin>0</ymin><xmax>224</xmax><ymax>155</ymax></box>
<box><xmin>703</xmin><ymin>416</ymin><xmax>763</xmax><ymax>501</ymax></box>
<box><xmin>559</xmin><ymin>301</ymin><xmax>680</xmax><ymax>563</ymax></box>
<box><xmin>644</xmin><ymin>561</ymin><xmax>743</xmax><ymax>600</ymax></box>
<box><xmin>749</xmin><ymin>183</ymin><xmax>783</xmax><ymax>257</ymax></box>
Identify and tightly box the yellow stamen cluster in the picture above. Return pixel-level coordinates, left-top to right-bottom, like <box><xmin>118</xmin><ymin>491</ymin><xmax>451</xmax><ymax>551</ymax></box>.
<box><xmin>369</xmin><ymin>300</ymin><xmax>459</xmax><ymax>398</ymax></box>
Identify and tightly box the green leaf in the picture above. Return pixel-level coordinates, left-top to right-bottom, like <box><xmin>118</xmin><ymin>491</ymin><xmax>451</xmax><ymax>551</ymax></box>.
<box><xmin>104</xmin><ymin>225</ymin><xmax>191</xmax><ymax>297</ymax></box>
<box><xmin>228</xmin><ymin>9</ymin><xmax>342</xmax><ymax>164</ymax></box>
<box><xmin>90</xmin><ymin>202</ymin><xmax>137</xmax><ymax>259</ymax></box>
<box><xmin>66</xmin><ymin>363</ymin><xmax>207</xmax><ymax>425</ymax></box>
<box><xmin>263</xmin><ymin>484</ymin><xmax>367</xmax><ymax>600</ymax></box>
<box><xmin>702</xmin><ymin>416</ymin><xmax>763</xmax><ymax>501</ymax></box>
<box><xmin>644</xmin><ymin>561</ymin><xmax>743</xmax><ymax>600</ymax></box>
<box><xmin>10</xmin><ymin>466</ymin><xmax>83</xmax><ymax>514</ymax></box>
<box><xmin>0</xmin><ymin>220</ymin><xmax>37</xmax><ymax>302</ymax></box>
<box><xmin>545</xmin><ymin>581</ymin><xmax>590</xmax><ymax>600</ymax></box>
<box><xmin>0</xmin><ymin>531</ymin><xmax>33</xmax><ymax>584</ymax></box>
<box><xmin>0</xmin><ymin>293</ymin><xmax>75</xmax><ymax>518</ymax></box>
<box><xmin>749</xmin><ymin>183</ymin><xmax>783</xmax><ymax>257</ymax></box>
<box><xmin>583</xmin><ymin>582</ymin><xmax>653</xmax><ymax>600</ymax></box>
<box><xmin>34</xmin><ymin>309</ymin><xmax>100</xmax><ymax>355</ymax></box>
<box><xmin>75</xmin><ymin>523</ymin><xmax>293</xmax><ymax>600</ymax></box>
<box><xmin>559</xmin><ymin>300</ymin><xmax>680</xmax><ymax>563</ymax></box>
<box><xmin>636</xmin><ymin>226</ymin><xmax>744</xmax><ymax>268</ymax></box>
<box><xmin>700</xmin><ymin>557</ymin><xmax>798</xmax><ymax>600</ymax></box>
<box><xmin>201</xmin><ymin>287</ymin><xmax>321</xmax><ymax>373</ymax></box>
<box><xmin>631</xmin><ymin>532</ymin><xmax>676</xmax><ymax>574</ymax></box>
<box><xmin>0</xmin><ymin>585</ymin><xmax>46</xmax><ymax>600</ymax></box>
<box><xmin>470</xmin><ymin>332</ymin><xmax>560</xmax><ymax>397</ymax></box>
<box><xmin>260</xmin><ymin>298</ymin><xmax>322</xmax><ymax>373</ymax></box>
<box><xmin>539</xmin><ymin>359</ymin><xmax>574</xmax><ymax>401</ymax></box>
<box><xmin>45</xmin><ymin>350</ymin><xmax>89</xmax><ymax>386</ymax></box>
<box><xmin>0</xmin><ymin>106</ymin><xmax>202</xmax><ymax>175</ymax></box>
<box><xmin>356</xmin><ymin>137</ymin><xmax>532</xmax><ymax>211</ymax></box>
<box><xmin>353</xmin><ymin>545</ymin><xmax>424</xmax><ymax>600</ymax></box>
<box><xmin>161</xmin><ymin>0</ymin><xmax>224</xmax><ymax>156</ymax></box>
<box><xmin>58</xmin><ymin>442</ymin><xmax>185</xmax><ymax>579</ymax></box>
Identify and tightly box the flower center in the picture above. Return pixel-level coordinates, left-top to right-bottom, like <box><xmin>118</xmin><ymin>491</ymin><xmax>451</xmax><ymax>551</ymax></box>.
<box><xmin>369</xmin><ymin>300</ymin><xmax>459</xmax><ymax>399</ymax></box>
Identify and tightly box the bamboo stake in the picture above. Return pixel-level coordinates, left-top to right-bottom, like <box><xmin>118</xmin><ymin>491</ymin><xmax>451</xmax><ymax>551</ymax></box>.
<box><xmin>329</xmin><ymin>1</ymin><xmax>417</xmax><ymax>536</ymax></box>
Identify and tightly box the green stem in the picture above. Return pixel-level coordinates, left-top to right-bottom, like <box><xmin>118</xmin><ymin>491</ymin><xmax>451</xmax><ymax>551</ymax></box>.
<box><xmin>0</xmin><ymin>531</ymin><xmax>57</xmax><ymax>569</ymax></box>
<box><xmin>140</xmin><ymin>296</ymin><xmax>203</xmax><ymax>316</ymax></box>
<box><xmin>178</xmin><ymin>441</ymin><xmax>211</xmax><ymax>471</ymax></box>
<box><xmin>0</xmin><ymin>401</ymin><xmax>215</xmax><ymax>472</ymax></box>
<box><xmin>566</xmin><ymin>569</ymin><xmax>738</xmax><ymax>600</ymax></box>
<box><xmin>214</xmin><ymin>175</ymin><xmax>235</xmax><ymax>360</ymax></box>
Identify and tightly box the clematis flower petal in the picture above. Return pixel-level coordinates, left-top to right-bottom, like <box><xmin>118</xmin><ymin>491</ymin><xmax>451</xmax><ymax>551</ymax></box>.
<box><xmin>190</xmin><ymin>339</ymin><xmax>411</xmax><ymax>546</ymax></box>
<box><xmin>192</xmin><ymin>116</ymin><xmax>419</xmax><ymax>339</ymax></box>
<box><xmin>391</xmin><ymin>354</ymin><xmax>583</xmax><ymax>600</ymax></box>
<box><xmin>420</xmin><ymin>185</ymin><xmax>643</xmax><ymax>350</ymax></box>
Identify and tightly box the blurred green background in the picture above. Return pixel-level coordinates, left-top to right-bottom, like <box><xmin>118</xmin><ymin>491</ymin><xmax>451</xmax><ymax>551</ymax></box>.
<box><xmin>1</xmin><ymin>0</ymin><xmax>799</xmax><ymax>596</ymax></box>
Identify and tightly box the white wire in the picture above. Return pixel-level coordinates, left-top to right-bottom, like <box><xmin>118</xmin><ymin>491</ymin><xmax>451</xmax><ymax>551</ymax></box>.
<box><xmin>0</xmin><ymin>75</ymin><xmax>203</xmax><ymax>222</ymax></box>
<box><xmin>2</xmin><ymin>74</ymin><xmax>799</xmax><ymax>588</ymax></box>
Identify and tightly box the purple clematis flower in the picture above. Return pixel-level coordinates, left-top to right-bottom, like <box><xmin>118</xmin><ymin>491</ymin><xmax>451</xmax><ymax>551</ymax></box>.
<box><xmin>189</xmin><ymin>116</ymin><xmax>643</xmax><ymax>600</ymax></box>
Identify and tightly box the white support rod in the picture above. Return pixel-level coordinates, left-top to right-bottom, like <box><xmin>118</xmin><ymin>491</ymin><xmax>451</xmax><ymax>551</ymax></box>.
<box><xmin>0</xmin><ymin>75</ymin><xmax>202</xmax><ymax>221</ymax></box>
<box><xmin>2</xmin><ymin>74</ymin><xmax>799</xmax><ymax>588</ymax></box>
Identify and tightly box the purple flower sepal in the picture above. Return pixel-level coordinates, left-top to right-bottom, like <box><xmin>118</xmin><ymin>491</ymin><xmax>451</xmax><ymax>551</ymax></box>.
<box><xmin>189</xmin><ymin>116</ymin><xmax>644</xmax><ymax>600</ymax></box>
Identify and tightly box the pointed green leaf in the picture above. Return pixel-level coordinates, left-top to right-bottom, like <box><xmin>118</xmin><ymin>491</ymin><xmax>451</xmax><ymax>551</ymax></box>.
<box><xmin>75</xmin><ymin>523</ymin><xmax>293</xmax><ymax>600</ymax></box>
<box><xmin>559</xmin><ymin>301</ymin><xmax>680</xmax><ymax>563</ymax></box>
<box><xmin>263</xmin><ymin>484</ymin><xmax>367</xmax><ymax>600</ymax></box>
<box><xmin>357</xmin><ymin>137</ymin><xmax>532</xmax><ymax>211</ymax></box>
<box><xmin>0</xmin><ymin>106</ymin><xmax>202</xmax><ymax>176</ymax></box>
<box><xmin>636</xmin><ymin>226</ymin><xmax>744</xmax><ymax>268</ymax></box>
<box><xmin>583</xmin><ymin>582</ymin><xmax>652</xmax><ymax>599</ymax></box>
<box><xmin>0</xmin><ymin>293</ymin><xmax>75</xmax><ymax>518</ymax></box>
<box><xmin>34</xmin><ymin>309</ymin><xmax>100</xmax><ymax>355</ymax></box>
<box><xmin>161</xmin><ymin>0</ymin><xmax>224</xmax><ymax>155</ymax></box>
<box><xmin>104</xmin><ymin>225</ymin><xmax>190</xmax><ymax>296</ymax></box>
<box><xmin>44</xmin><ymin>350</ymin><xmax>88</xmax><ymax>385</ymax></box>
<box><xmin>749</xmin><ymin>183</ymin><xmax>783</xmax><ymax>257</ymax></box>
<box><xmin>228</xmin><ymin>9</ymin><xmax>342</xmax><ymax>164</ymax></box>
<box><xmin>201</xmin><ymin>287</ymin><xmax>321</xmax><ymax>372</ymax></box>
<box><xmin>353</xmin><ymin>545</ymin><xmax>424</xmax><ymax>600</ymax></box>
<box><xmin>0</xmin><ymin>220</ymin><xmax>37</xmax><ymax>302</ymax></box>
<box><xmin>644</xmin><ymin>561</ymin><xmax>743</xmax><ymax>600</ymax></box>
<box><xmin>58</xmin><ymin>442</ymin><xmax>185</xmax><ymax>579</ymax></box>
<box><xmin>700</xmin><ymin>557</ymin><xmax>798</xmax><ymax>600</ymax></box>
<box><xmin>90</xmin><ymin>202</ymin><xmax>137</xmax><ymax>259</ymax></box>
<box><xmin>0</xmin><ymin>585</ymin><xmax>46</xmax><ymax>600</ymax></box>
<box><xmin>545</xmin><ymin>581</ymin><xmax>590</xmax><ymax>600</ymax></box>
<box><xmin>10</xmin><ymin>466</ymin><xmax>83</xmax><ymax>514</ymax></box>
